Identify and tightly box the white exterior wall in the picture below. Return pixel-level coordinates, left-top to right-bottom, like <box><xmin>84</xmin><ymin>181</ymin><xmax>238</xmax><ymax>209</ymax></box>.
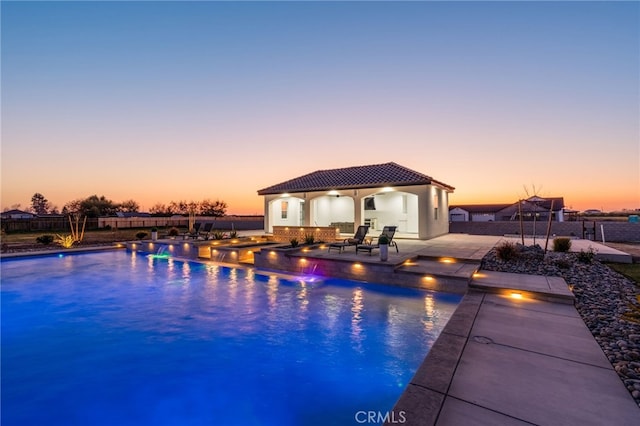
<box><xmin>263</xmin><ymin>195</ymin><xmax>304</xmax><ymax>232</ymax></box>
<box><xmin>361</xmin><ymin>191</ymin><xmax>419</xmax><ymax>233</ymax></box>
<box><xmin>311</xmin><ymin>196</ymin><xmax>354</xmax><ymax>226</ymax></box>
<box><xmin>428</xmin><ymin>186</ymin><xmax>450</xmax><ymax>239</ymax></box>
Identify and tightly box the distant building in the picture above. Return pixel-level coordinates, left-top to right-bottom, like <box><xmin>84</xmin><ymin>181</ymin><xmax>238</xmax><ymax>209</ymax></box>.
<box><xmin>449</xmin><ymin>204</ymin><xmax>511</xmax><ymax>222</ymax></box>
<box><xmin>450</xmin><ymin>197</ymin><xmax>566</xmax><ymax>222</ymax></box>
<box><xmin>1</xmin><ymin>209</ymin><xmax>35</xmax><ymax>219</ymax></box>
<box><xmin>115</xmin><ymin>212</ymin><xmax>151</xmax><ymax>218</ymax></box>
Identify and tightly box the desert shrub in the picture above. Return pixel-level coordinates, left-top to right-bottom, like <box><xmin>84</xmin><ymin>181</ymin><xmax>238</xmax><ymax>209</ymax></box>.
<box><xmin>168</xmin><ymin>227</ymin><xmax>179</xmax><ymax>237</ymax></box>
<box><xmin>211</xmin><ymin>231</ymin><xmax>226</xmax><ymax>240</ymax></box>
<box><xmin>553</xmin><ymin>237</ymin><xmax>572</xmax><ymax>252</ymax></box>
<box><xmin>36</xmin><ymin>235</ymin><xmax>55</xmax><ymax>245</ymax></box>
<box><xmin>136</xmin><ymin>231</ymin><xmax>148</xmax><ymax>240</ymax></box>
<box><xmin>229</xmin><ymin>230</ymin><xmax>238</xmax><ymax>238</ymax></box>
<box><xmin>555</xmin><ymin>257</ymin><xmax>572</xmax><ymax>269</ymax></box>
<box><xmin>55</xmin><ymin>234</ymin><xmax>75</xmax><ymax>248</ymax></box>
<box><xmin>304</xmin><ymin>234</ymin><xmax>315</xmax><ymax>245</ymax></box>
<box><xmin>495</xmin><ymin>241</ymin><xmax>519</xmax><ymax>261</ymax></box>
<box><xmin>103</xmin><ymin>224</ymin><xmax>112</xmax><ymax>230</ymax></box>
<box><xmin>151</xmin><ymin>227</ymin><xmax>158</xmax><ymax>232</ymax></box>
<box><xmin>290</xmin><ymin>238</ymin><xmax>299</xmax><ymax>248</ymax></box>
<box><xmin>577</xmin><ymin>247</ymin><xmax>597</xmax><ymax>263</ymax></box>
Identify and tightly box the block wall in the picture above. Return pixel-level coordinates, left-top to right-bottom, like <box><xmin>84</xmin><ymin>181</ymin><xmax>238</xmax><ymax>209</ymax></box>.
<box><xmin>449</xmin><ymin>221</ymin><xmax>640</xmax><ymax>242</ymax></box>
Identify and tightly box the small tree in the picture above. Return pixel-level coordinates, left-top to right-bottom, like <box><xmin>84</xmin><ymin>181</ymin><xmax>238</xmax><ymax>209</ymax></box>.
<box><xmin>30</xmin><ymin>193</ymin><xmax>51</xmax><ymax>215</ymax></box>
<box><xmin>80</xmin><ymin>195</ymin><xmax>118</xmax><ymax>217</ymax></box>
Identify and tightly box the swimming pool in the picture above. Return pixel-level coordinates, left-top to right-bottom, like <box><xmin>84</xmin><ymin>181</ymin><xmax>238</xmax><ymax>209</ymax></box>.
<box><xmin>1</xmin><ymin>251</ymin><xmax>460</xmax><ymax>425</ymax></box>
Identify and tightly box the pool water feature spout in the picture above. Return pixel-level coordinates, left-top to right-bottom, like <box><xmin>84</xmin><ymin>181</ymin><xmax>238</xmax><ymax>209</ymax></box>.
<box><xmin>147</xmin><ymin>245</ymin><xmax>171</xmax><ymax>259</ymax></box>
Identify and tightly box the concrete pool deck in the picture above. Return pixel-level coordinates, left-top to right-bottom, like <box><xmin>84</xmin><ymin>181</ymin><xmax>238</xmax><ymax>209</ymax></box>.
<box><xmin>389</xmin><ymin>273</ymin><xmax>640</xmax><ymax>425</ymax></box>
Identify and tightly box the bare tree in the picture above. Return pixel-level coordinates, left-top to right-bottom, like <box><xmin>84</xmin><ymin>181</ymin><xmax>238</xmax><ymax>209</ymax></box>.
<box><xmin>149</xmin><ymin>203</ymin><xmax>168</xmax><ymax>215</ymax></box>
<box><xmin>200</xmin><ymin>199</ymin><xmax>227</xmax><ymax>217</ymax></box>
<box><xmin>118</xmin><ymin>199</ymin><xmax>140</xmax><ymax>213</ymax></box>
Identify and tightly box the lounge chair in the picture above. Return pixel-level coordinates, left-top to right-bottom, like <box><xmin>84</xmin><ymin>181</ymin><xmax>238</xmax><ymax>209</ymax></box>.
<box><xmin>328</xmin><ymin>225</ymin><xmax>369</xmax><ymax>253</ymax></box>
<box><xmin>356</xmin><ymin>226</ymin><xmax>399</xmax><ymax>255</ymax></box>
<box><xmin>183</xmin><ymin>222</ymin><xmax>202</xmax><ymax>239</ymax></box>
<box><xmin>198</xmin><ymin>222</ymin><xmax>214</xmax><ymax>240</ymax></box>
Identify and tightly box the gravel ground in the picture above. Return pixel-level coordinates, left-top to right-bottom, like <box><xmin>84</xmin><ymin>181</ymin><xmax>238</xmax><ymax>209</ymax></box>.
<box><xmin>481</xmin><ymin>244</ymin><xmax>640</xmax><ymax>407</ymax></box>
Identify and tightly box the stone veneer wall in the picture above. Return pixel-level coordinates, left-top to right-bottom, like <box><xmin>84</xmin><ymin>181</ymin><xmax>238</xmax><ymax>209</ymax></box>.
<box><xmin>272</xmin><ymin>226</ymin><xmax>340</xmax><ymax>243</ymax></box>
<box><xmin>253</xmin><ymin>249</ymin><xmax>468</xmax><ymax>294</ymax></box>
<box><xmin>449</xmin><ymin>221</ymin><xmax>640</xmax><ymax>242</ymax></box>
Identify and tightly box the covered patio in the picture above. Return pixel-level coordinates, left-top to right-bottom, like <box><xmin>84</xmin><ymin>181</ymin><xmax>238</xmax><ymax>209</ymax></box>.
<box><xmin>257</xmin><ymin>162</ymin><xmax>455</xmax><ymax>240</ymax></box>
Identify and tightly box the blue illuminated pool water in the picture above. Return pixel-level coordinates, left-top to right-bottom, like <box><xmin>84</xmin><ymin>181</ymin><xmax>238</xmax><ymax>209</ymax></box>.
<box><xmin>1</xmin><ymin>251</ymin><xmax>460</xmax><ymax>425</ymax></box>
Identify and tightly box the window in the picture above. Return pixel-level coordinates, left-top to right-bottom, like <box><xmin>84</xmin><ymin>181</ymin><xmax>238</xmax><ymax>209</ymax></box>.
<box><xmin>281</xmin><ymin>201</ymin><xmax>288</xmax><ymax>219</ymax></box>
<box><xmin>434</xmin><ymin>207</ymin><xmax>438</xmax><ymax>220</ymax></box>
<box><xmin>364</xmin><ymin>197</ymin><xmax>376</xmax><ymax>210</ymax></box>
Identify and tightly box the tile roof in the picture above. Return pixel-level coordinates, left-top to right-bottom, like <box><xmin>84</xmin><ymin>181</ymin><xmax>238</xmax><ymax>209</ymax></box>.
<box><xmin>257</xmin><ymin>162</ymin><xmax>454</xmax><ymax>195</ymax></box>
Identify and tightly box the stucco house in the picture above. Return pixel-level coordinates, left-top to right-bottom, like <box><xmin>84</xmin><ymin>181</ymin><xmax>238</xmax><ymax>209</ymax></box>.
<box><xmin>0</xmin><ymin>209</ymin><xmax>35</xmax><ymax>219</ymax></box>
<box><xmin>257</xmin><ymin>162</ymin><xmax>454</xmax><ymax>240</ymax></box>
<box><xmin>449</xmin><ymin>196</ymin><xmax>566</xmax><ymax>222</ymax></box>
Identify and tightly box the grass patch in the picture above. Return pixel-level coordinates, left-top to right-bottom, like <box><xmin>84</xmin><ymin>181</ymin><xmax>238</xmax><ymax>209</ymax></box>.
<box><xmin>1</xmin><ymin>228</ymin><xmax>159</xmax><ymax>245</ymax></box>
<box><xmin>608</xmin><ymin>263</ymin><xmax>640</xmax><ymax>285</ymax></box>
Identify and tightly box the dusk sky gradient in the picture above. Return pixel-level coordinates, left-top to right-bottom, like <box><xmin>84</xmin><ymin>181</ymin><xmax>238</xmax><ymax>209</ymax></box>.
<box><xmin>2</xmin><ymin>1</ymin><xmax>639</xmax><ymax>214</ymax></box>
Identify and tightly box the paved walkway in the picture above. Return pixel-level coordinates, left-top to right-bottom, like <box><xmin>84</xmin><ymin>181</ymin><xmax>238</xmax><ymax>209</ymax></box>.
<box><xmin>389</xmin><ymin>272</ymin><xmax>640</xmax><ymax>425</ymax></box>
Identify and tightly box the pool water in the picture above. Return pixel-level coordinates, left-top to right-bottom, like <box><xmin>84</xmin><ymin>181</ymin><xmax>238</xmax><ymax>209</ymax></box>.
<box><xmin>1</xmin><ymin>251</ymin><xmax>460</xmax><ymax>425</ymax></box>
